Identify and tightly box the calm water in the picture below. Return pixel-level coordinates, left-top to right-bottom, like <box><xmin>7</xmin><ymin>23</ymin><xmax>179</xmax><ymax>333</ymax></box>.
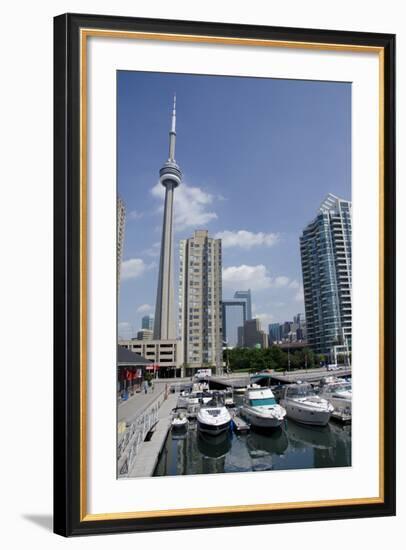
<box><xmin>154</xmin><ymin>417</ymin><xmax>351</xmax><ymax>477</ymax></box>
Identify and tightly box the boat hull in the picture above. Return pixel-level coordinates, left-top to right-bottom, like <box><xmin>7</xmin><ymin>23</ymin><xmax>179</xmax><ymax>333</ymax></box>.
<box><xmin>241</xmin><ymin>407</ymin><xmax>284</xmax><ymax>429</ymax></box>
<box><xmin>171</xmin><ymin>421</ymin><xmax>188</xmax><ymax>430</ymax></box>
<box><xmin>281</xmin><ymin>401</ymin><xmax>332</xmax><ymax>426</ymax></box>
<box><xmin>197</xmin><ymin>419</ymin><xmax>231</xmax><ymax>435</ymax></box>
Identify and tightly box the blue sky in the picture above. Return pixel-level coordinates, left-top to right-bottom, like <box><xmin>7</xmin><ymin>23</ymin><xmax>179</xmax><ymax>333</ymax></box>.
<box><xmin>117</xmin><ymin>71</ymin><xmax>351</xmax><ymax>339</ymax></box>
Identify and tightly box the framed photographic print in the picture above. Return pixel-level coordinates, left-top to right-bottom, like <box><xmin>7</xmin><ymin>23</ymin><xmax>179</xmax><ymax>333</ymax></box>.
<box><xmin>53</xmin><ymin>13</ymin><xmax>396</xmax><ymax>536</ymax></box>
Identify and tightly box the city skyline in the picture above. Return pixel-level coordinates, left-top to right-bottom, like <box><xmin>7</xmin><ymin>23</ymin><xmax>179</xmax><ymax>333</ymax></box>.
<box><xmin>117</xmin><ymin>71</ymin><xmax>351</xmax><ymax>338</ymax></box>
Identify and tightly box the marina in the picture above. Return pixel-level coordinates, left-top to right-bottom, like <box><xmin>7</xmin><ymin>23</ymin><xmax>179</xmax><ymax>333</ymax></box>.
<box><xmin>117</xmin><ymin>372</ymin><xmax>352</xmax><ymax>479</ymax></box>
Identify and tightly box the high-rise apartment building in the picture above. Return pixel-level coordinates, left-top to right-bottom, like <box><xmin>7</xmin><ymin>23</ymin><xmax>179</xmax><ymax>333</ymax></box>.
<box><xmin>179</xmin><ymin>230</ymin><xmax>223</xmax><ymax>373</ymax></box>
<box><xmin>233</xmin><ymin>290</ymin><xmax>252</xmax><ymax>320</ymax></box>
<box><xmin>117</xmin><ymin>197</ymin><xmax>126</xmax><ymax>294</ymax></box>
<box><xmin>300</xmin><ymin>194</ymin><xmax>352</xmax><ymax>361</ymax></box>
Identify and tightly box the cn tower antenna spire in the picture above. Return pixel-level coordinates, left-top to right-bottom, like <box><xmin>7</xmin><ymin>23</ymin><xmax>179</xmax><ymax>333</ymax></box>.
<box><xmin>169</xmin><ymin>93</ymin><xmax>177</xmax><ymax>161</ymax></box>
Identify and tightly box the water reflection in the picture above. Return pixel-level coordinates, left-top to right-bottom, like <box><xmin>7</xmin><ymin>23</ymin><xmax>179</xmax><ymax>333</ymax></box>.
<box><xmin>154</xmin><ymin>419</ymin><xmax>351</xmax><ymax>477</ymax></box>
<box><xmin>197</xmin><ymin>430</ymin><xmax>232</xmax><ymax>459</ymax></box>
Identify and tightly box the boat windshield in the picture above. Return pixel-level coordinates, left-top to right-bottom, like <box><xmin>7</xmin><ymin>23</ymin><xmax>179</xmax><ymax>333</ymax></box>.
<box><xmin>250</xmin><ymin>397</ymin><xmax>277</xmax><ymax>407</ymax></box>
<box><xmin>286</xmin><ymin>385</ymin><xmax>315</xmax><ymax>397</ymax></box>
<box><xmin>205</xmin><ymin>396</ymin><xmax>223</xmax><ymax>408</ymax></box>
<box><xmin>323</xmin><ymin>381</ymin><xmax>351</xmax><ymax>393</ymax></box>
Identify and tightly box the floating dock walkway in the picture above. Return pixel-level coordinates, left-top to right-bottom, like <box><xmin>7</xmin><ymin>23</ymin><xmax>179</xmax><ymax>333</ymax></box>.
<box><xmin>231</xmin><ymin>410</ymin><xmax>250</xmax><ymax>433</ymax></box>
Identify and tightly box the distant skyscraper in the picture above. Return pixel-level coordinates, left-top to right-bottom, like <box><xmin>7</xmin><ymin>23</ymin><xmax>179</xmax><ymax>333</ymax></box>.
<box><xmin>300</xmin><ymin>194</ymin><xmax>352</xmax><ymax>359</ymax></box>
<box><xmin>233</xmin><ymin>290</ymin><xmax>252</xmax><ymax>320</ymax></box>
<box><xmin>238</xmin><ymin>318</ymin><xmax>268</xmax><ymax>349</ymax></box>
<box><xmin>117</xmin><ymin>197</ymin><xmax>126</xmax><ymax>294</ymax></box>
<box><xmin>153</xmin><ymin>96</ymin><xmax>182</xmax><ymax>340</ymax></box>
<box><xmin>179</xmin><ymin>230</ymin><xmax>223</xmax><ymax>372</ymax></box>
<box><xmin>222</xmin><ymin>300</ymin><xmax>247</xmax><ymax>347</ymax></box>
<box><xmin>141</xmin><ymin>315</ymin><xmax>154</xmax><ymax>331</ymax></box>
<box><xmin>268</xmin><ymin>323</ymin><xmax>282</xmax><ymax>344</ymax></box>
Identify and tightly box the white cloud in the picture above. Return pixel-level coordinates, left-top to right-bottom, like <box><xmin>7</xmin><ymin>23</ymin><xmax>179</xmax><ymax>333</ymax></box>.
<box><xmin>252</xmin><ymin>305</ymin><xmax>274</xmax><ymax>329</ymax></box>
<box><xmin>129</xmin><ymin>209</ymin><xmax>144</xmax><ymax>220</ymax></box>
<box><xmin>222</xmin><ymin>264</ymin><xmax>272</xmax><ymax>291</ymax></box>
<box><xmin>288</xmin><ymin>279</ymin><xmax>301</xmax><ymax>289</ymax></box>
<box><xmin>222</xmin><ymin>265</ymin><xmax>300</xmax><ymax>293</ymax></box>
<box><xmin>215</xmin><ymin>230</ymin><xmax>279</xmax><ymax>249</ymax></box>
<box><xmin>151</xmin><ymin>181</ymin><xmax>217</xmax><ymax>231</ymax></box>
<box><xmin>273</xmin><ymin>276</ymin><xmax>290</xmax><ymax>288</ymax></box>
<box><xmin>136</xmin><ymin>304</ymin><xmax>153</xmax><ymax>314</ymax></box>
<box><xmin>121</xmin><ymin>258</ymin><xmax>146</xmax><ymax>280</ymax></box>
<box><xmin>255</xmin><ymin>312</ymin><xmax>274</xmax><ymax>329</ymax></box>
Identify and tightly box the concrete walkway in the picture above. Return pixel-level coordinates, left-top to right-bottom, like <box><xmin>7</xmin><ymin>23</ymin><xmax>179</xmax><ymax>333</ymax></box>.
<box><xmin>128</xmin><ymin>392</ymin><xmax>178</xmax><ymax>478</ymax></box>
<box><xmin>118</xmin><ymin>381</ymin><xmax>167</xmax><ymax>423</ymax></box>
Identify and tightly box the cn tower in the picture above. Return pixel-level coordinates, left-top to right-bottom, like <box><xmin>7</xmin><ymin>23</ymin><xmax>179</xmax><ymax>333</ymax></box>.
<box><xmin>153</xmin><ymin>96</ymin><xmax>182</xmax><ymax>340</ymax></box>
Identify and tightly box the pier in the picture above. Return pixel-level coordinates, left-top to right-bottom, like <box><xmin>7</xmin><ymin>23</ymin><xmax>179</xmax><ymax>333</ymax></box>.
<box><xmin>207</xmin><ymin>367</ymin><xmax>351</xmax><ymax>389</ymax></box>
<box><xmin>117</xmin><ymin>381</ymin><xmax>177</xmax><ymax>478</ymax></box>
<box><xmin>262</xmin><ymin>366</ymin><xmax>351</xmax><ymax>384</ymax></box>
<box><xmin>128</xmin><ymin>393</ymin><xmax>178</xmax><ymax>477</ymax></box>
<box><xmin>231</xmin><ymin>412</ymin><xmax>250</xmax><ymax>433</ymax></box>
<box><xmin>208</xmin><ymin>375</ymin><xmax>250</xmax><ymax>390</ymax></box>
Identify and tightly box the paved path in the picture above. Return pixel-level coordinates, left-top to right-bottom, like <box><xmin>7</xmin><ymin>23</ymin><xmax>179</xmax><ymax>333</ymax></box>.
<box><xmin>128</xmin><ymin>393</ymin><xmax>178</xmax><ymax>478</ymax></box>
<box><xmin>118</xmin><ymin>381</ymin><xmax>168</xmax><ymax>423</ymax></box>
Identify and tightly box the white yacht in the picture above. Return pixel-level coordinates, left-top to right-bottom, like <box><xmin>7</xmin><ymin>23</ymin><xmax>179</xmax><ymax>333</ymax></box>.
<box><xmin>318</xmin><ymin>377</ymin><xmax>352</xmax><ymax>414</ymax></box>
<box><xmin>197</xmin><ymin>394</ymin><xmax>232</xmax><ymax>435</ymax></box>
<box><xmin>280</xmin><ymin>383</ymin><xmax>334</xmax><ymax>426</ymax></box>
<box><xmin>240</xmin><ymin>387</ymin><xmax>286</xmax><ymax>429</ymax></box>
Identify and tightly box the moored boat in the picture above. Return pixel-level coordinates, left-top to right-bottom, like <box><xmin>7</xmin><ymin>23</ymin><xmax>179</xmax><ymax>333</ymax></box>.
<box><xmin>240</xmin><ymin>387</ymin><xmax>286</xmax><ymax>429</ymax></box>
<box><xmin>197</xmin><ymin>394</ymin><xmax>232</xmax><ymax>435</ymax></box>
<box><xmin>318</xmin><ymin>376</ymin><xmax>352</xmax><ymax>414</ymax></box>
<box><xmin>171</xmin><ymin>409</ymin><xmax>189</xmax><ymax>430</ymax></box>
<box><xmin>280</xmin><ymin>382</ymin><xmax>334</xmax><ymax>426</ymax></box>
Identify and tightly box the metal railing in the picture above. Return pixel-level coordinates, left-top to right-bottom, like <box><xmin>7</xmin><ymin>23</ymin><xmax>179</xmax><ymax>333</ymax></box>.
<box><xmin>117</xmin><ymin>398</ymin><xmax>162</xmax><ymax>477</ymax></box>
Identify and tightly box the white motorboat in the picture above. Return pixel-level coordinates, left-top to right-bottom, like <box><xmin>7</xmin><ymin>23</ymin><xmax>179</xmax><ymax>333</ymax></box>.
<box><xmin>171</xmin><ymin>410</ymin><xmax>189</xmax><ymax>430</ymax></box>
<box><xmin>240</xmin><ymin>387</ymin><xmax>286</xmax><ymax>429</ymax></box>
<box><xmin>280</xmin><ymin>382</ymin><xmax>334</xmax><ymax>426</ymax></box>
<box><xmin>318</xmin><ymin>377</ymin><xmax>352</xmax><ymax>414</ymax></box>
<box><xmin>177</xmin><ymin>389</ymin><xmax>213</xmax><ymax>409</ymax></box>
<box><xmin>197</xmin><ymin>394</ymin><xmax>232</xmax><ymax>435</ymax></box>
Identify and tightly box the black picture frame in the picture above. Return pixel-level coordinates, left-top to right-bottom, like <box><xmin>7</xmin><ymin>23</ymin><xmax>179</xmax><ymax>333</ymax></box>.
<box><xmin>54</xmin><ymin>12</ymin><xmax>396</xmax><ymax>537</ymax></box>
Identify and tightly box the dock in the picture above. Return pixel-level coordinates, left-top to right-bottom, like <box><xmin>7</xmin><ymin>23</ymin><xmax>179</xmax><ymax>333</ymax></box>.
<box><xmin>331</xmin><ymin>410</ymin><xmax>352</xmax><ymax>424</ymax></box>
<box><xmin>207</xmin><ymin>367</ymin><xmax>351</xmax><ymax>390</ymax></box>
<box><xmin>262</xmin><ymin>367</ymin><xmax>352</xmax><ymax>385</ymax></box>
<box><xmin>231</xmin><ymin>410</ymin><xmax>250</xmax><ymax>433</ymax></box>
<box><xmin>208</xmin><ymin>375</ymin><xmax>250</xmax><ymax>390</ymax></box>
<box><xmin>128</xmin><ymin>392</ymin><xmax>177</xmax><ymax>478</ymax></box>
